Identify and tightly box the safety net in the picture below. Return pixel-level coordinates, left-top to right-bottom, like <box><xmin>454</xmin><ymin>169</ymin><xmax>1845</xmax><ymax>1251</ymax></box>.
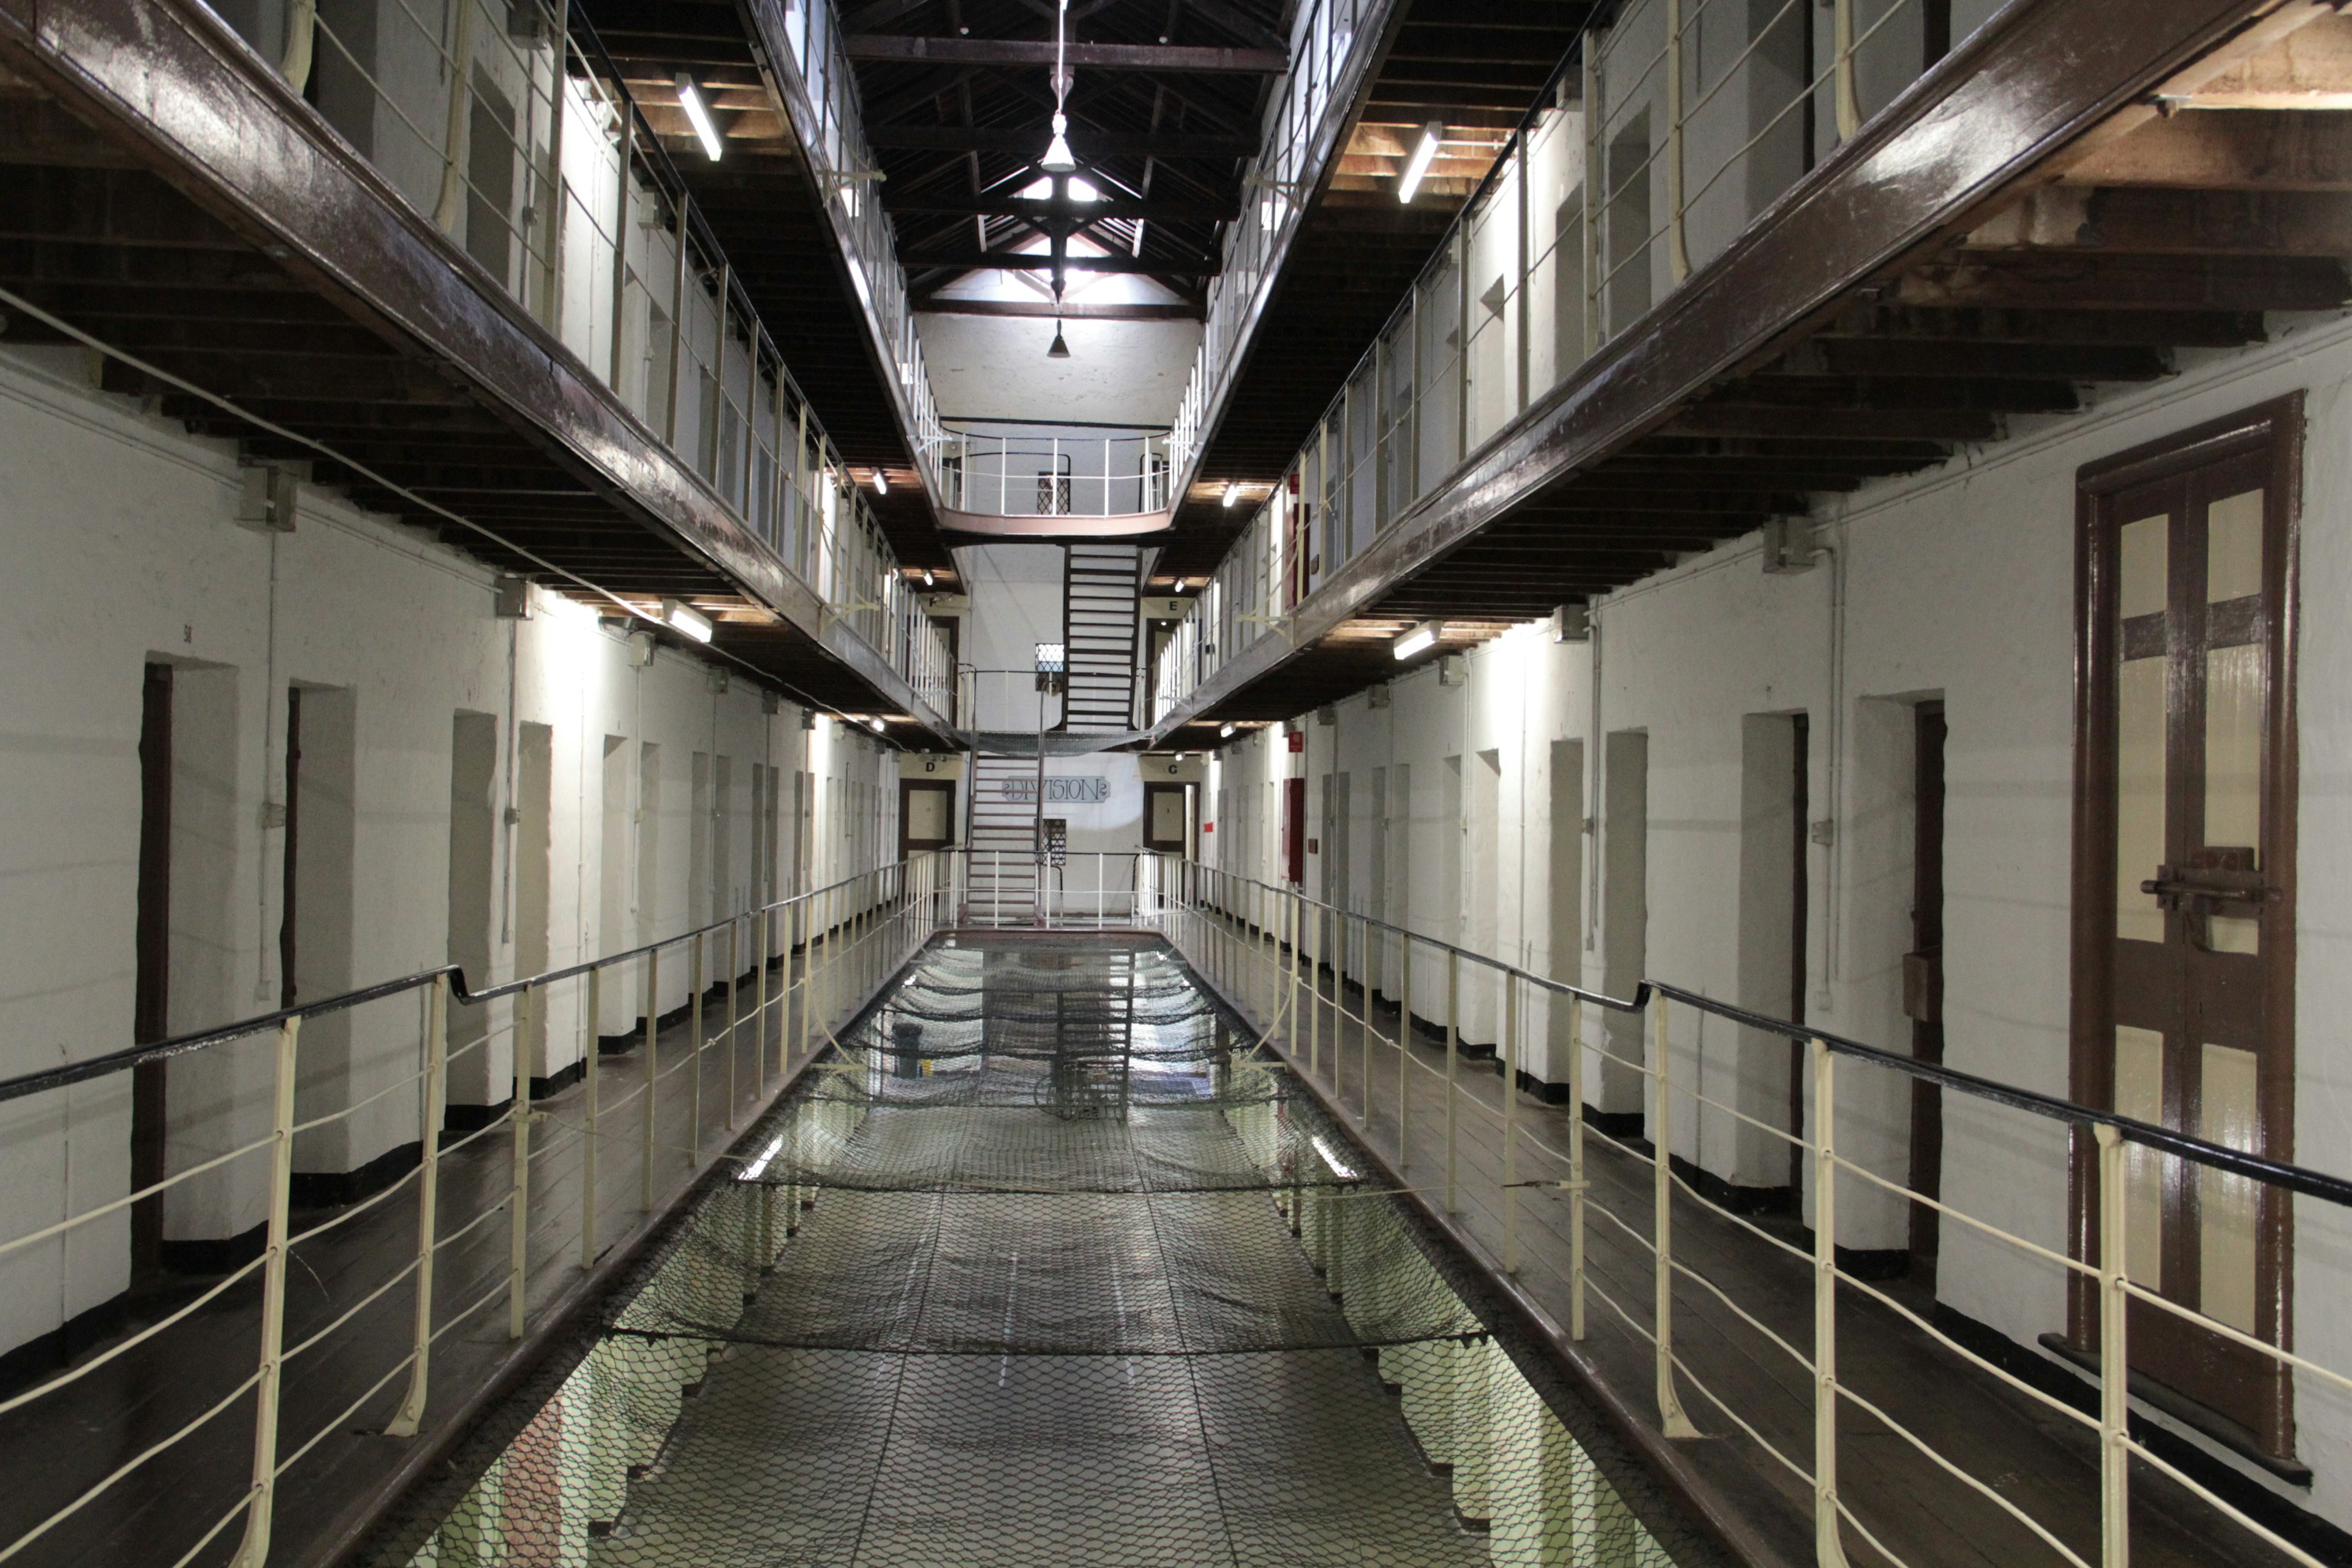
<box><xmin>368</xmin><ymin>935</ymin><xmax>1691</xmax><ymax>1568</ymax></box>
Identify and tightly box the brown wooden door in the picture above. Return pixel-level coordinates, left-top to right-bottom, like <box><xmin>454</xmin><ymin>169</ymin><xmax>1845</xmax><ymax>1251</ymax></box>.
<box><xmin>2072</xmin><ymin>397</ymin><xmax>2299</xmax><ymax>1460</ymax></box>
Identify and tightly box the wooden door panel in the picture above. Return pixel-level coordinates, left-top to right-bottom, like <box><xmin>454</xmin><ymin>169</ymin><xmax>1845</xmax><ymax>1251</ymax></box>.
<box><xmin>2071</xmin><ymin>396</ymin><xmax>2300</xmax><ymax>1461</ymax></box>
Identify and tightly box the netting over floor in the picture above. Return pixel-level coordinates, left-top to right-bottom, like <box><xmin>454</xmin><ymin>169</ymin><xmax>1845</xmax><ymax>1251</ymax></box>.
<box><xmin>374</xmin><ymin>936</ymin><xmax>1686</xmax><ymax>1568</ymax></box>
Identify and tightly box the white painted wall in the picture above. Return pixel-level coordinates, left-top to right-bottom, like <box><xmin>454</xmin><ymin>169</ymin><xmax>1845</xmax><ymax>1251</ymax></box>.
<box><xmin>916</xmin><ymin>315</ymin><xmax>1202</xmax><ymax>427</ymax></box>
<box><xmin>0</xmin><ymin>346</ymin><xmax>897</xmax><ymax>1359</ymax></box>
<box><xmin>1197</xmin><ymin>310</ymin><xmax>2352</xmax><ymax>1525</ymax></box>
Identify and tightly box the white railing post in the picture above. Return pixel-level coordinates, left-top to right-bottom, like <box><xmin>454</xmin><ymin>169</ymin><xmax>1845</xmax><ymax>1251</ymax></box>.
<box><xmin>1654</xmin><ymin>996</ymin><xmax>1700</xmax><ymax>1437</ymax></box>
<box><xmin>725</xmin><ymin>916</ymin><xmax>741</xmax><ymax>1128</ymax></box>
<box><xmin>641</xmin><ymin>946</ymin><xmax>659</xmax><ymax>1212</ymax></box>
<box><xmin>1444</xmin><ymin>950</ymin><xmax>1460</xmax><ymax>1215</ymax></box>
<box><xmin>1397</xmin><ymin>932</ymin><xmax>1412</xmax><ymax>1169</ymax></box>
<box><xmin>688</xmin><ymin>935</ymin><xmax>705</xmax><ymax>1165</ymax></box>
<box><xmin>508</xmin><ymin>982</ymin><xmax>535</xmax><ymax>1339</ymax></box>
<box><xmin>2097</xmin><ymin>1122</ymin><xmax>2130</xmax><ymax>1568</ymax></box>
<box><xmin>387</xmin><ymin>979</ymin><xmax>447</xmax><ymax>1436</ymax></box>
<box><xmin>1666</xmin><ymin>0</ymin><xmax>1688</xmax><ymax>282</ymax></box>
<box><xmin>755</xmin><ymin>908</ymin><xmax>770</xmax><ymax>1098</ymax></box>
<box><xmin>1812</xmin><ymin>1038</ymin><xmax>1849</xmax><ymax>1566</ymax></box>
<box><xmin>227</xmin><ymin>1014</ymin><xmax>300</xmax><ymax>1568</ymax></box>
<box><xmin>1833</xmin><ymin>0</ymin><xmax>1859</xmax><ymax>140</ymax></box>
<box><xmin>581</xmin><ymin>966</ymin><xmax>600</xmax><ymax>1270</ymax></box>
<box><xmin>1569</xmin><ymin>996</ymin><xmax>1586</xmax><ymax>1340</ymax></box>
<box><xmin>1356</xmin><ymin>916</ymin><xmax>1370</xmax><ymax>1123</ymax></box>
<box><xmin>1504</xmin><ymin>971</ymin><xmax>1520</xmax><ymax>1274</ymax></box>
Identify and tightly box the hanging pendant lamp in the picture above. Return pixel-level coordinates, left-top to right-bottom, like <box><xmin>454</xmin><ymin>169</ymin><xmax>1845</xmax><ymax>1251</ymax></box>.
<box><xmin>1041</xmin><ymin>0</ymin><xmax>1076</xmax><ymax>173</ymax></box>
<box><xmin>1047</xmin><ymin>318</ymin><xmax>1071</xmax><ymax>358</ymax></box>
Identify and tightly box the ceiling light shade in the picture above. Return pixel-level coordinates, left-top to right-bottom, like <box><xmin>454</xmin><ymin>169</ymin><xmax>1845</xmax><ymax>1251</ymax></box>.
<box><xmin>1392</xmin><ymin>619</ymin><xmax>1442</xmax><ymax>660</ymax></box>
<box><xmin>676</xmin><ymin>75</ymin><xmax>725</xmax><ymax>162</ymax></box>
<box><xmin>872</xmin><ymin>468</ymin><xmax>889</xmax><ymax>494</ymax></box>
<box><xmin>662</xmin><ymin>598</ymin><xmax>714</xmax><ymax>643</ymax></box>
<box><xmin>1042</xmin><ymin>112</ymin><xmax>1077</xmax><ymax>174</ymax></box>
<box><xmin>868</xmin><ymin>716</ymin><xmax>888</xmax><ymax>733</ymax></box>
<box><xmin>1219</xmin><ymin>723</ymin><xmax>1237</xmax><ymax>739</ymax></box>
<box><xmin>1047</xmin><ymin>322</ymin><xmax>1071</xmax><ymax>358</ymax></box>
<box><xmin>1221</xmin><ymin>481</ymin><xmax>1240</xmax><ymax>508</ymax></box>
<box><xmin>1398</xmin><ymin>121</ymin><xmax>1444</xmax><ymax>203</ymax></box>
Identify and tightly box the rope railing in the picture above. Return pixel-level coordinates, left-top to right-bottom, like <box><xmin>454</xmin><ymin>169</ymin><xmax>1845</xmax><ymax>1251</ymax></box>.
<box><xmin>1153</xmin><ymin>859</ymin><xmax>2351</xmax><ymax>1568</ymax></box>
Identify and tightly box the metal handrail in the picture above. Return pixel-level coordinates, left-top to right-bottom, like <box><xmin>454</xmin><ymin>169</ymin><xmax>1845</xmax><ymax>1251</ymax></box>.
<box><xmin>1153</xmin><ymin>856</ymin><xmax>2334</xmax><ymax>1568</ymax></box>
<box><xmin>1185</xmin><ymin>864</ymin><xmax>2351</xmax><ymax>1201</ymax></box>
<box><xmin>0</xmin><ymin>858</ymin><xmax>925</xmax><ymax>1104</ymax></box>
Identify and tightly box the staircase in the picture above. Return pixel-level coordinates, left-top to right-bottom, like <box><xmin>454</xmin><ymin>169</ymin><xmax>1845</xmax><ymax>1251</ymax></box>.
<box><xmin>966</xmin><ymin>751</ymin><xmax>1043</xmax><ymax>924</ymax></box>
<box><xmin>1060</xmin><ymin>544</ymin><xmax>1142</xmax><ymax>733</ymax></box>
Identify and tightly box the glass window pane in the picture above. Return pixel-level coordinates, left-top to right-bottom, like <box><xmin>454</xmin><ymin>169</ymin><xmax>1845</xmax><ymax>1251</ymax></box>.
<box><xmin>2206</xmin><ymin>488</ymin><xmax>2264</xmax><ymax>603</ymax></box>
<box><xmin>2198</xmin><ymin>1042</ymin><xmax>2260</xmax><ymax>1333</ymax></box>
<box><xmin>2204</xmin><ymin>641</ymin><xmax>2263</xmax><ymax>861</ymax></box>
<box><xmin>2119</xmin><ymin>513</ymin><xmax>2168</xmax><ymax>619</ymax></box>
<box><xmin>2117</xmin><ymin>655</ymin><xmax>2167</xmax><ymax>942</ymax></box>
<box><xmin>2115</xmin><ymin>1025</ymin><xmax>2166</xmax><ymax>1291</ymax></box>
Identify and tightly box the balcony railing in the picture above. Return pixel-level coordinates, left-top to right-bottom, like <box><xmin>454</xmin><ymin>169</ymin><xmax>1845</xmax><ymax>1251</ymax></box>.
<box><xmin>195</xmin><ymin>0</ymin><xmax>948</xmax><ymax>706</ymax></box>
<box><xmin>1159</xmin><ymin>863</ymin><xmax>2349</xmax><ymax>1568</ymax></box>
<box><xmin>935</xmin><ymin>422</ymin><xmax>1174</xmax><ymax>527</ymax></box>
<box><xmin>1155</xmin><ymin>0</ymin><xmax>1976</xmax><ymax>722</ymax></box>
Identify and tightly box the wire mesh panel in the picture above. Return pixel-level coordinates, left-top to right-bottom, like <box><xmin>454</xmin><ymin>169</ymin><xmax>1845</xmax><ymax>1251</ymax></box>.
<box><xmin>368</xmin><ymin>936</ymin><xmax>1686</xmax><ymax>1568</ymax></box>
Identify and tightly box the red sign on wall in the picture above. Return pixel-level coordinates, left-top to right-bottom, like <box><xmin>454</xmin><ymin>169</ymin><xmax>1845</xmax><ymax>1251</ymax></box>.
<box><xmin>1287</xmin><ymin>732</ymin><xmax>1304</xmax><ymax>753</ymax></box>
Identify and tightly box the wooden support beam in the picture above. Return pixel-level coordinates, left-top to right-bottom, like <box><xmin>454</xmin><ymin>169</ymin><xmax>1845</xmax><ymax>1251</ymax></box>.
<box><xmin>1663</xmin><ymin>405</ymin><xmax>1995</xmax><ymax>441</ymax></box>
<box><xmin>2055</xmin><ymin>109</ymin><xmax>2352</xmax><ymax>189</ymax></box>
<box><xmin>1817</xmin><ymin>303</ymin><xmax>2267</xmax><ymax>347</ymax></box>
<box><xmin>1968</xmin><ymin>184</ymin><xmax>2352</xmax><ymax>254</ymax></box>
<box><xmin>911</xmin><ymin>295</ymin><xmax>1202</xmax><ymax>320</ymax></box>
<box><xmin>844</xmin><ymin>35</ymin><xmax>1287</xmax><ymax>72</ymax></box>
<box><xmin>895</xmin><ymin>247</ymin><xmax>1215</xmax><ymax>274</ymax></box>
<box><xmin>862</xmin><ymin>124</ymin><xmax>1256</xmax><ymax>157</ymax></box>
<box><xmin>1773</xmin><ymin>337</ymin><xmax>2171</xmax><ymax>380</ymax></box>
<box><xmin>885</xmin><ymin>192</ymin><xmax>1238</xmax><ymax>222</ymax></box>
<box><xmin>1894</xmin><ymin>253</ymin><xmax>2350</xmax><ymax>313</ymax></box>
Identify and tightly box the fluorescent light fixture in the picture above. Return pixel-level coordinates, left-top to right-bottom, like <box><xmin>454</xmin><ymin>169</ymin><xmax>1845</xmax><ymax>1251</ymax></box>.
<box><xmin>1392</xmin><ymin>619</ymin><xmax>1441</xmax><ymax>660</ymax></box>
<box><xmin>1219</xmin><ymin>722</ymin><xmax>1236</xmax><ymax>739</ymax></box>
<box><xmin>1221</xmin><ymin>481</ymin><xmax>1240</xmax><ymax>509</ymax></box>
<box><xmin>868</xmin><ymin>716</ymin><xmax>888</xmax><ymax>733</ymax></box>
<box><xmin>872</xmin><ymin>468</ymin><xmax>889</xmax><ymax>495</ymax></box>
<box><xmin>1397</xmin><ymin>121</ymin><xmax>1443</xmax><ymax>203</ymax></box>
<box><xmin>1042</xmin><ymin>111</ymin><xmax>1077</xmax><ymax>174</ymax></box>
<box><xmin>1311</xmin><ymin>1135</ymin><xmax>1357</xmax><ymax>1181</ymax></box>
<box><xmin>662</xmin><ymin>598</ymin><xmax>714</xmax><ymax>643</ymax></box>
<box><xmin>676</xmin><ymin>75</ymin><xmax>725</xmax><ymax>162</ymax></box>
<box><xmin>922</xmin><ymin>568</ymin><xmax>936</xmax><ymax>587</ymax></box>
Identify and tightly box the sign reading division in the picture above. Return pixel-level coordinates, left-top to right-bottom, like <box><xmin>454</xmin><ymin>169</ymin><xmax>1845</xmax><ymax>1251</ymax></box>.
<box><xmin>997</xmin><ymin>776</ymin><xmax>1110</xmax><ymax>804</ymax></box>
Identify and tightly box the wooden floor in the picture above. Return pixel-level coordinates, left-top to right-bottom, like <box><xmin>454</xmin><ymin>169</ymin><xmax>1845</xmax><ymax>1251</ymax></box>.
<box><xmin>0</xmin><ymin>941</ymin><xmax>880</xmax><ymax>1568</ymax></box>
<box><xmin>1187</xmin><ymin>912</ymin><xmax>2299</xmax><ymax>1568</ymax></box>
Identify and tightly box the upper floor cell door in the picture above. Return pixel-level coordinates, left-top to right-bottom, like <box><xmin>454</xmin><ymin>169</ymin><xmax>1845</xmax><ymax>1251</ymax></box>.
<box><xmin>2070</xmin><ymin>394</ymin><xmax>2301</xmax><ymax>1462</ymax></box>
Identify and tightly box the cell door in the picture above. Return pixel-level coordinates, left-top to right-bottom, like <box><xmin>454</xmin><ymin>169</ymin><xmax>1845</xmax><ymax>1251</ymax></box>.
<box><xmin>2072</xmin><ymin>397</ymin><xmax>2299</xmax><ymax>1460</ymax></box>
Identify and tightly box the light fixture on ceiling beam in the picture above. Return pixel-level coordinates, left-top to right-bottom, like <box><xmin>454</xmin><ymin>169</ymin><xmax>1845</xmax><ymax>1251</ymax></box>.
<box><xmin>1392</xmin><ymin>619</ymin><xmax>1442</xmax><ymax>660</ymax></box>
<box><xmin>922</xmin><ymin>568</ymin><xmax>936</xmax><ymax>588</ymax></box>
<box><xmin>1048</xmin><ymin>317</ymin><xmax>1071</xmax><ymax>357</ymax></box>
<box><xmin>1042</xmin><ymin>113</ymin><xmax>1077</xmax><ymax>174</ymax></box>
<box><xmin>872</xmin><ymin>468</ymin><xmax>889</xmax><ymax>495</ymax></box>
<box><xmin>676</xmin><ymin>75</ymin><xmax>725</xmax><ymax>162</ymax></box>
<box><xmin>868</xmin><ymin>715</ymin><xmax>888</xmax><ymax>733</ymax></box>
<box><xmin>1041</xmin><ymin>0</ymin><xmax>1077</xmax><ymax>173</ymax></box>
<box><xmin>1398</xmin><ymin>121</ymin><xmax>1444</xmax><ymax>203</ymax></box>
<box><xmin>1221</xmin><ymin>481</ymin><xmax>1240</xmax><ymax>508</ymax></box>
<box><xmin>662</xmin><ymin>598</ymin><xmax>715</xmax><ymax>643</ymax></box>
<box><xmin>1219</xmin><ymin>722</ymin><xmax>1236</xmax><ymax>739</ymax></box>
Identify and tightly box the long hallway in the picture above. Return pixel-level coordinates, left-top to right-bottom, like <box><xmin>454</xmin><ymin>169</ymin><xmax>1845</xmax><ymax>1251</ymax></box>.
<box><xmin>361</xmin><ymin>937</ymin><xmax>1698</xmax><ymax>1567</ymax></box>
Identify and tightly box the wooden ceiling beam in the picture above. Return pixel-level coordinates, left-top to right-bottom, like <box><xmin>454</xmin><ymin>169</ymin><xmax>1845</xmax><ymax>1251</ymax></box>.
<box><xmin>845</xmin><ymin>35</ymin><xmax>1287</xmax><ymax>72</ymax></box>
